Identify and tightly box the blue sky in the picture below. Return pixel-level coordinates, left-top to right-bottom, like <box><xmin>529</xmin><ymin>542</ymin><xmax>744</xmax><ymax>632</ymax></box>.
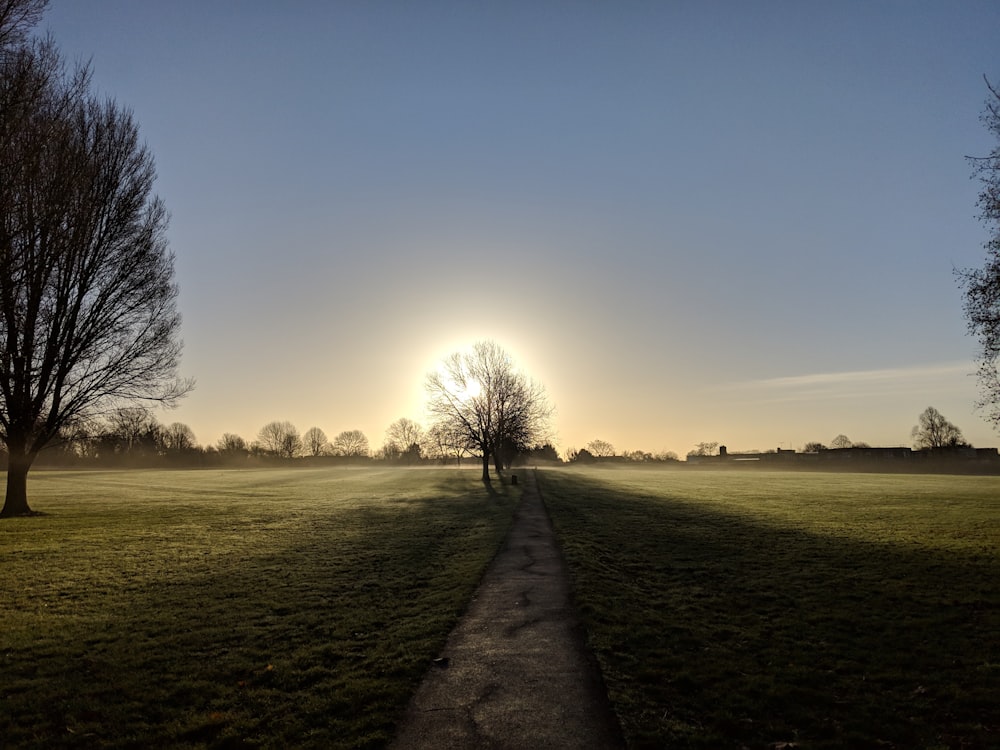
<box><xmin>41</xmin><ymin>1</ymin><xmax>1000</xmax><ymax>456</ymax></box>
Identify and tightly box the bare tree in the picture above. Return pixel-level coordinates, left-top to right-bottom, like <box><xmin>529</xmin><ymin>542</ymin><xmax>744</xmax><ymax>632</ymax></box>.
<box><xmin>55</xmin><ymin>421</ymin><xmax>96</xmax><ymax>459</ymax></box>
<box><xmin>803</xmin><ymin>441</ymin><xmax>826</xmax><ymax>453</ymax></box>
<box><xmin>103</xmin><ymin>407</ymin><xmax>157</xmax><ymax>452</ymax></box>
<box><xmin>257</xmin><ymin>421</ymin><xmax>302</xmax><ymax>459</ymax></box>
<box><xmin>830</xmin><ymin>434</ymin><xmax>853</xmax><ymax>449</ymax></box>
<box><xmin>0</xmin><ymin>11</ymin><xmax>190</xmax><ymax>515</ymax></box>
<box><xmin>383</xmin><ymin>418</ymin><xmax>424</xmax><ymax>463</ymax></box>
<box><xmin>216</xmin><ymin>432</ymin><xmax>247</xmax><ymax>456</ymax></box>
<box><xmin>425</xmin><ymin>341</ymin><xmax>551</xmax><ymax>482</ymax></box>
<box><xmin>526</xmin><ymin>443</ymin><xmax>560</xmax><ymax>462</ymax></box>
<box><xmin>912</xmin><ymin>407</ymin><xmax>969</xmax><ymax>450</ymax></box>
<box><xmin>688</xmin><ymin>442</ymin><xmax>719</xmax><ymax>457</ymax></box>
<box><xmin>332</xmin><ymin>429</ymin><xmax>369</xmax><ymax>457</ymax></box>
<box><xmin>161</xmin><ymin>422</ymin><xmax>196</xmax><ymax>453</ymax></box>
<box><xmin>425</xmin><ymin>420</ymin><xmax>472</xmax><ymax>465</ymax></box>
<box><xmin>586</xmin><ymin>439</ymin><xmax>615</xmax><ymax>457</ymax></box>
<box><xmin>385</xmin><ymin>417</ymin><xmax>423</xmax><ymax>452</ymax></box>
<box><xmin>302</xmin><ymin>426</ymin><xmax>329</xmax><ymax>457</ymax></box>
<box><xmin>960</xmin><ymin>77</ymin><xmax>1000</xmax><ymax>426</ymax></box>
<box><xmin>623</xmin><ymin>449</ymin><xmax>652</xmax><ymax>462</ymax></box>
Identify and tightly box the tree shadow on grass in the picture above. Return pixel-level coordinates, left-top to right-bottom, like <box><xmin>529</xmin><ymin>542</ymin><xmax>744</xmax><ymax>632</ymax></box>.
<box><xmin>0</xmin><ymin>485</ymin><xmax>517</xmax><ymax>749</ymax></box>
<box><xmin>537</xmin><ymin>471</ymin><xmax>999</xmax><ymax>750</ymax></box>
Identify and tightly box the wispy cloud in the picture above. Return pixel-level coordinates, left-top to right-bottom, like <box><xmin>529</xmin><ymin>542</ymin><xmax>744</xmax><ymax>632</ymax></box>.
<box><xmin>717</xmin><ymin>362</ymin><xmax>975</xmax><ymax>403</ymax></box>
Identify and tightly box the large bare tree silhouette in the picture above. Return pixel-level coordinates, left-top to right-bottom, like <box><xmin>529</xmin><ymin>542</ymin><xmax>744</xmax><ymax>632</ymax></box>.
<box><xmin>0</xmin><ymin>3</ymin><xmax>190</xmax><ymax>516</ymax></box>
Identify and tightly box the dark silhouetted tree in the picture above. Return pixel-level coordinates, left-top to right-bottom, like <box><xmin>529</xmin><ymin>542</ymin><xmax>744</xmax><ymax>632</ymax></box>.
<box><xmin>303</xmin><ymin>426</ymin><xmax>329</xmax><ymax>457</ymax></box>
<box><xmin>99</xmin><ymin>406</ymin><xmax>163</xmax><ymax>458</ymax></box>
<box><xmin>55</xmin><ymin>422</ymin><xmax>95</xmax><ymax>460</ymax></box>
<box><xmin>257</xmin><ymin>421</ymin><xmax>301</xmax><ymax>458</ymax></box>
<box><xmin>830</xmin><ymin>434</ymin><xmax>853</xmax><ymax>449</ymax></box>
<box><xmin>687</xmin><ymin>442</ymin><xmax>719</xmax><ymax>457</ymax></box>
<box><xmin>586</xmin><ymin>439</ymin><xmax>615</xmax><ymax>457</ymax></box>
<box><xmin>803</xmin><ymin>441</ymin><xmax>826</xmax><ymax>453</ymax></box>
<box><xmin>161</xmin><ymin>422</ymin><xmax>196</xmax><ymax>453</ymax></box>
<box><xmin>960</xmin><ymin>77</ymin><xmax>1000</xmax><ymax>426</ymax></box>
<box><xmin>0</xmin><ymin>5</ymin><xmax>190</xmax><ymax>515</ymax></box>
<box><xmin>384</xmin><ymin>417</ymin><xmax>423</xmax><ymax>457</ymax></box>
<box><xmin>911</xmin><ymin>406</ymin><xmax>969</xmax><ymax>449</ymax></box>
<box><xmin>425</xmin><ymin>421</ymin><xmax>471</xmax><ymax>465</ymax></box>
<box><xmin>623</xmin><ymin>450</ymin><xmax>651</xmax><ymax>462</ymax></box>
<box><xmin>425</xmin><ymin>341</ymin><xmax>551</xmax><ymax>482</ymax></box>
<box><xmin>399</xmin><ymin>441</ymin><xmax>422</xmax><ymax>463</ymax></box>
<box><xmin>332</xmin><ymin>429</ymin><xmax>369</xmax><ymax>457</ymax></box>
<box><xmin>216</xmin><ymin>432</ymin><xmax>248</xmax><ymax>457</ymax></box>
<box><xmin>526</xmin><ymin>443</ymin><xmax>560</xmax><ymax>462</ymax></box>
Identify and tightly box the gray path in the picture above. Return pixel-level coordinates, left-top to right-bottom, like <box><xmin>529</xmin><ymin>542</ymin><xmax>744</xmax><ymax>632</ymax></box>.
<box><xmin>390</xmin><ymin>470</ymin><xmax>624</xmax><ymax>749</ymax></box>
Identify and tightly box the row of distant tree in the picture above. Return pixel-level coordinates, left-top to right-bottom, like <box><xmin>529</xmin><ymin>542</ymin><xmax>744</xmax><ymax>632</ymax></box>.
<box><xmin>564</xmin><ymin>406</ymin><xmax>973</xmax><ymax>464</ymax></box>
<box><xmin>566</xmin><ymin>440</ymin><xmax>680</xmax><ymax>464</ymax></box>
<box><xmin>14</xmin><ymin>396</ymin><xmax>978</xmax><ymax>472</ymax></box>
<box><xmin>801</xmin><ymin>407</ymin><xmax>972</xmax><ymax>453</ymax></box>
<box><xmin>17</xmin><ymin>408</ymin><xmax>564</xmax><ymax>468</ymax></box>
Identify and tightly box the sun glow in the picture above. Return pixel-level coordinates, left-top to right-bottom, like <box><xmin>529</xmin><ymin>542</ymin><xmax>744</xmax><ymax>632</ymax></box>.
<box><xmin>433</xmin><ymin>365</ymin><xmax>482</xmax><ymax>404</ymax></box>
<box><xmin>459</xmin><ymin>378</ymin><xmax>482</xmax><ymax>401</ymax></box>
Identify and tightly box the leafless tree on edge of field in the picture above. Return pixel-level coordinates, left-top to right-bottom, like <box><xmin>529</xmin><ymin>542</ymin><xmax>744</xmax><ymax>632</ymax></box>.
<box><xmin>1</xmin><ymin>4</ymin><xmax>191</xmax><ymax>516</ymax></box>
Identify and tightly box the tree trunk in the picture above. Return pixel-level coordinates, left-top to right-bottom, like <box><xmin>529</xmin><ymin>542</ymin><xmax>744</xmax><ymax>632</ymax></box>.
<box><xmin>481</xmin><ymin>451</ymin><xmax>491</xmax><ymax>482</ymax></box>
<box><xmin>1</xmin><ymin>447</ymin><xmax>34</xmax><ymax>517</ymax></box>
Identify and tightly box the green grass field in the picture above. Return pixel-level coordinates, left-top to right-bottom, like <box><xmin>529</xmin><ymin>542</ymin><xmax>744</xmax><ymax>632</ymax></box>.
<box><xmin>537</xmin><ymin>467</ymin><xmax>1000</xmax><ymax>749</ymax></box>
<box><xmin>0</xmin><ymin>467</ymin><xmax>519</xmax><ymax>749</ymax></box>
<box><xmin>3</xmin><ymin>467</ymin><xmax>998</xmax><ymax>749</ymax></box>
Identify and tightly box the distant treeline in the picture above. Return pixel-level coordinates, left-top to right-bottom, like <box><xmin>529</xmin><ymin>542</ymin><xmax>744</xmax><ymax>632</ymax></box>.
<box><xmin>11</xmin><ymin>407</ymin><xmax>566</xmax><ymax>470</ymax></box>
<box><xmin>684</xmin><ymin>444</ymin><xmax>1000</xmax><ymax>475</ymax></box>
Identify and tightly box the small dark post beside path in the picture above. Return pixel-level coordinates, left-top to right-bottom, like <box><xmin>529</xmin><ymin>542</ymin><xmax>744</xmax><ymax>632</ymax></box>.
<box><xmin>390</xmin><ymin>470</ymin><xmax>624</xmax><ymax>749</ymax></box>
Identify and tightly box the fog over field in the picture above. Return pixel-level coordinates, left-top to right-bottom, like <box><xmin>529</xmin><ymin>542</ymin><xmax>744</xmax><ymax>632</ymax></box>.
<box><xmin>39</xmin><ymin>1</ymin><xmax>1000</xmax><ymax>456</ymax></box>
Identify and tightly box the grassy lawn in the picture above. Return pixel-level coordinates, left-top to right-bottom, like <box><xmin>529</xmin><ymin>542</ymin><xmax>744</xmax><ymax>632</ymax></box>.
<box><xmin>0</xmin><ymin>467</ymin><xmax>518</xmax><ymax>749</ymax></box>
<box><xmin>537</xmin><ymin>467</ymin><xmax>1000</xmax><ymax>750</ymax></box>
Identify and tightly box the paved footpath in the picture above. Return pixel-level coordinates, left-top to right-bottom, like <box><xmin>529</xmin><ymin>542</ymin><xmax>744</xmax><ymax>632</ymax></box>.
<box><xmin>390</xmin><ymin>470</ymin><xmax>624</xmax><ymax>749</ymax></box>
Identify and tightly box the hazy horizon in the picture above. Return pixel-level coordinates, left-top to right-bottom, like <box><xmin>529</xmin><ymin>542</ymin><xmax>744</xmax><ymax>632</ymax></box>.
<box><xmin>40</xmin><ymin>1</ymin><xmax>1000</xmax><ymax>457</ymax></box>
